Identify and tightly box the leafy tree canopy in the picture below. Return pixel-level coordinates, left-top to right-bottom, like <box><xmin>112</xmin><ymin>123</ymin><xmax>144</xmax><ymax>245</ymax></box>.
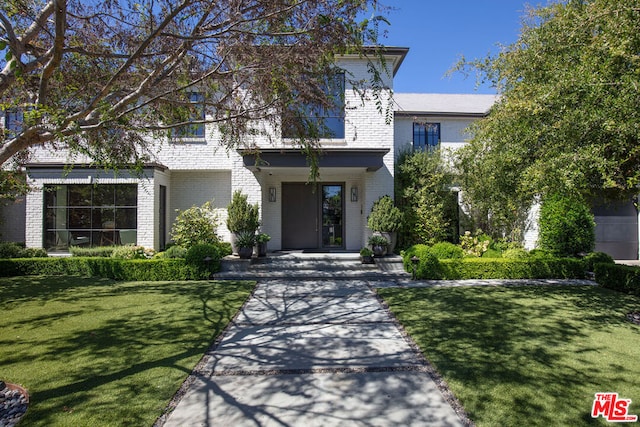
<box><xmin>455</xmin><ymin>0</ymin><xmax>640</xmax><ymax>236</ymax></box>
<box><xmin>0</xmin><ymin>0</ymin><xmax>389</xmax><ymax>174</ymax></box>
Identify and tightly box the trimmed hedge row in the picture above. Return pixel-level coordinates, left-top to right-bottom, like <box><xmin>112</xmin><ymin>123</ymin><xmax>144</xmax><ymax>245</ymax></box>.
<box><xmin>594</xmin><ymin>263</ymin><xmax>640</xmax><ymax>296</ymax></box>
<box><xmin>402</xmin><ymin>245</ymin><xmax>585</xmax><ymax>280</ymax></box>
<box><xmin>0</xmin><ymin>257</ymin><xmax>212</xmax><ymax>281</ymax></box>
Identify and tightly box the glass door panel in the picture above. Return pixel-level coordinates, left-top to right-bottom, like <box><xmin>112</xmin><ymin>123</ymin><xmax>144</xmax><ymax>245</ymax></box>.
<box><xmin>321</xmin><ymin>185</ymin><xmax>343</xmax><ymax>248</ymax></box>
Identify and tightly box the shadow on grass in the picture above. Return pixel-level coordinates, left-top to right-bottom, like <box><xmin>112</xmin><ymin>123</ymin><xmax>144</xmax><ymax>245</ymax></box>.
<box><xmin>378</xmin><ymin>285</ymin><xmax>640</xmax><ymax>426</ymax></box>
<box><xmin>0</xmin><ymin>276</ymin><xmax>254</xmax><ymax>426</ymax></box>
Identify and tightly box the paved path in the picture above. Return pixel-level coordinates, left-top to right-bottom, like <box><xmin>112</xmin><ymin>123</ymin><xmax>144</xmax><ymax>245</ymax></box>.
<box><xmin>161</xmin><ymin>272</ymin><xmax>465</xmax><ymax>426</ymax></box>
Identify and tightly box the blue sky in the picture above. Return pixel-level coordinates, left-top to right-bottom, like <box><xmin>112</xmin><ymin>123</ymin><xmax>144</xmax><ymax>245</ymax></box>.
<box><xmin>380</xmin><ymin>1</ymin><xmax>543</xmax><ymax>94</ymax></box>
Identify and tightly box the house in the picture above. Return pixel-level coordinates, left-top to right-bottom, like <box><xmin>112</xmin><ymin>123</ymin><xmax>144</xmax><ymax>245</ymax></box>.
<box><xmin>1</xmin><ymin>46</ymin><xmax>636</xmax><ymax>259</ymax></box>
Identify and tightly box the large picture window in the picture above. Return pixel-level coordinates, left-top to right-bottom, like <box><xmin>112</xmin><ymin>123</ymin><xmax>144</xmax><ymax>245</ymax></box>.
<box><xmin>44</xmin><ymin>184</ymin><xmax>137</xmax><ymax>251</ymax></box>
<box><xmin>282</xmin><ymin>73</ymin><xmax>345</xmax><ymax>139</ymax></box>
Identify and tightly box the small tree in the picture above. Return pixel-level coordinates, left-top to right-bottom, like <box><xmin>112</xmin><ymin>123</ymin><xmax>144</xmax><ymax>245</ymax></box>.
<box><xmin>538</xmin><ymin>194</ymin><xmax>595</xmax><ymax>257</ymax></box>
<box><xmin>226</xmin><ymin>191</ymin><xmax>259</xmax><ymax>234</ymax></box>
<box><xmin>367</xmin><ymin>195</ymin><xmax>402</xmax><ymax>232</ymax></box>
<box><xmin>170</xmin><ymin>201</ymin><xmax>220</xmax><ymax>248</ymax></box>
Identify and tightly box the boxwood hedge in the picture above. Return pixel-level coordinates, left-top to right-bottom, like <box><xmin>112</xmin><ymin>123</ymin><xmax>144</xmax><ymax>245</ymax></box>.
<box><xmin>594</xmin><ymin>263</ymin><xmax>640</xmax><ymax>296</ymax></box>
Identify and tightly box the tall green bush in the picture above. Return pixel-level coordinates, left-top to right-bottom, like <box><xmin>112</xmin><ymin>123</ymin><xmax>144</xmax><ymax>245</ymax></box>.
<box><xmin>538</xmin><ymin>194</ymin><xmax>595</xmax><ymax>257</ymax></box>
<box><xmin>367</xmin><ymin>195</ymin><xmax>402</xmax><ymax>232</ymax></box>
<box><xmin>171</xmin><ymin>200</ymin><xmax>220</xmax><ymax>248</ymax></box>
<box><xmin>226</xmin><ymin>191</ymin><xmax>260</xmax><ymax>234</ymax></box>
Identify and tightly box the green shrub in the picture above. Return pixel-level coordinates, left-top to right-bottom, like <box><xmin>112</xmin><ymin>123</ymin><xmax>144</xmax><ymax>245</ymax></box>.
<box><xmin>185</xmin><ymin>244</ymin><xmax>221</xmax><ymax>278</ymax></box>
<box><xmin>582</xmin><ymin>251</ymin><xmax>615</xmax><ymax>272</ymax></box>
<box><xmin>70</xmin><ymin>246</ymin><xmax>117</xmax><ymax>257</ymax></box>
<box><xmin>157</xmin><ymin>245</ymin><xmax>188</xmax><ymax>259</ymax></box>
<box><xmin>111</xmin><ymin>245</ymin><xmax>152</xmax><ymax>260</ymax></box>
<box><xmin>217</xmin><ymin>242</ymin><xmax>233</xmax><ymax>257</ymax></box>
<box><xmin>460</xmin><ymin>230</ymin><xmax>491</xmax><ymax>257</ymax></box>
<box><xmin>429</xmin><ymin>242</ymin><xmax>464</xmax><ymax>259</ymax></box>
<box><xmin>401</xmin><ymin>245</ymin><xmax>443</xmax><ymax>279</ymax></box>
<box><xmin>367</xmin><ymin>195</ymin><xmax>402</xmax><ymax>232</ymax></box>
<box><xmin>538</xmin><ymin>194</ymin><xmax>595</xmax><ymax>257</ymax></box>
<box><xmin>502</xmin><ymin>248</ymin><xmax>531</xmax><ymax>259</ymax></box>
<box><xmin>594</xmin><ymin>263</ymin><xmax>640</xmax><ymax>296</ymax></box>
<box><xmin>481</xmin><ymin>248</ymin><xmax>503</xmax><ymax>258</ymax></box>
<box><xmin>226</xmin><ymin>191</ymin><xmax>260</xmax><ymax>234</ymax></box>
<box><xmin>171</xmin><ymin>201</ymin><xmax>220</xmax><ymax>248</ymax></box>
<box><xmin>0</xmin><ymin>242</ymin><xmax>47</xmax><ymax>258</ymax></box>
<box><xmin>529</xmin><ymin>248</ymin><xmax>555</xmax><ymax>259</ymax></box>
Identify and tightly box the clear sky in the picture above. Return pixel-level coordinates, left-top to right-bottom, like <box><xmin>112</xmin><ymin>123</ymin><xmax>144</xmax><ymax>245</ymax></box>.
<box><xmin>380</xmin><ymin>1</ymin><xmax>544</xmax><ymax>94</ymax></box>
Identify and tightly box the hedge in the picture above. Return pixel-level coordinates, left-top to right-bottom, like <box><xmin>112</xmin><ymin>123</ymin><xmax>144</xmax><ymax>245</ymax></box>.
<box><xmin>594</xmin><ymin>263</ymin><xmax>640</xmax><ymax>296</ymax></box>
<box><xmin>0</xmin><ymin>257</ymin><xmax>212</xmax><ymax>281</ymax></box>
<box><xmin>402</xmin><ymin>247</ymin><xmax>585</xmax><ymax>280</ymax></box>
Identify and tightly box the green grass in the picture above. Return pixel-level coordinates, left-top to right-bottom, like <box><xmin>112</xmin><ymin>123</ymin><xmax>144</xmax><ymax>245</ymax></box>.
<box><xmin>0</xmin><ymin>275</ymin><xmax>254</xmax><ymax>426</ymax></box>
<box><xmin>377</xmin><ymin>285</ymin><xmax>640</xmax><ymax>426</ymax></box>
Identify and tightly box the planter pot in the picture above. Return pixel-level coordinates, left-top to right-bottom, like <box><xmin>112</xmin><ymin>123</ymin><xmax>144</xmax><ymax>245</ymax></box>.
<box><xmin>230</xmin><ymin>233</ymin><xmax>239</xmax><ymax>255</ymax></box>
<box><xmin>361</xmin><ymin>255</ymin><xmax>374</xmax><ymax>264</ymax></box>
<box><xmin>379</xmin><ymin>231</ymin><xmax>397</xmax><ymax>254</ymax></box>
<box><xmin>256</xmin><ymin>242</ymin><xmax>267</xmax><ymax>257</ymax></box>
<box><xmin>371</xmin><ymin>244</ymin><xmax>387</xmax><ymax>257</ymax></box>
<box><xmin>238</xmin><ymin>246</ymin><xmax>253</xmax><ymax>259</ymax></box>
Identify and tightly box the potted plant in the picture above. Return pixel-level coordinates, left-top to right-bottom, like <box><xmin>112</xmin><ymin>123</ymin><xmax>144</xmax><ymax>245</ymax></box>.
<box><xmin>367</xmin><ymin>195</ymin><xmax>402</xmax><ymax>253</ymax></box>
<box><xmin>360</xmin><ymin>247</ymin><xmax>374</xmax><ymax>264</ymax></box>
<box><xmin>235</xmin><ymin>231</ymin><xmax>255</xmax><ymax>259</ymax></box>
<box><xmin>255</xmin><ymin>233</ymin><xmax>270</xmax><ymax>257</ymax></box>
<box><xmin>226</xmin><ymin>190</ymin><xmax>260</xmax><ymax>254</ymax></box>
<box><xmin>368</xmin><ymin>235</ymin><xmax>388</xmax><ymax>257</ymax></box>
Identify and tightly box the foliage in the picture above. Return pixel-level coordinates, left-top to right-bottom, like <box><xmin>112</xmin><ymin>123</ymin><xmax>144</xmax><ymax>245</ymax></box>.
<box><xmin>0</xmin><ymin>0</ymin><xmax>391</xmax><ymax>190</ymax></box>
<box><xmin>378</xmin><ymin>285</ymin><xmax>640</xmax><ymax>426</ymax></box>
<box><xmin>401</xmin><ymin>245</ymin><xmax>443</xmax><ymax>279</ymax></box>
<box><xmin>156</xmin><ymin>245</ymin><xmax>188</xmax><ymax>259</ymax></box>
<box><xmin>538</xmin><ymin>194</ymin><xmax>595</xmax><ymax>257</ymax></box>
<box><xmin>170</xmin><ymin>201</ymin><xmax>220</xmax><ymax>249</ymax></box>
<box><xmin>360</xmin><ymin>247</ymin><xmax>373</xmax><ymax>257</ymax></box>
<box><xmin>184</xmin><ymin>243</ymin><xmax>221</xmax><ymax>277</ymax></box>
<box><xmin>256</xmin><ymin>233</ymin><xmax>271</xmax><ymax>244</ymax></box>
<box><xmin>429</xmin><ymin>242</ymin><xmax>464</xmax><ymax>259</ymax></box>
<box><xmin>226</xmin><ymin>191</ymin><xmax>260</xmax><ymax>234</ymax></box>
<box><xmin>235</xmin><ymin>231</ymin><xmax>256</xmax><ymax>248</ymax></box>
<box><xmin>502</xmin><ymin>248</ymin><xmax>531</xmax><ymax>259</ymax></box>
<box><xmin>582</xmin><ymin>251</ymin><xmax>615</xmax><ymax>272</ymax></box>
<box><xmin>0</xmin><ymin>276</ymin><xmax>253</xmax><ymax>426</ymax></box>
<box><xmin>70</xmin><ymin>245</ymin><xmax>116</xmax><ymax>257</ymax></box>
<box><xmin>459</xmin><ymin>230</ymin><xmax>490</xmax><ymax>257</ymax></box>
<box><xmin>454</xmin><ymin>0</ymin><xmax>640</xmax><ymax>237</ymax></box>
<box><xmin>367</xmin><ymin>195</ymin><xmax>403</xmax><ymax>232</ymax></box>
<box><xmin>368</xmin><ymin>235</ymin><xmax>389</xmax><ymax>247</ymax></box>
<box><xmin>595</xmin><ymin>263</ymin><xmax>640</xmax><ymax>296</ymax></box>
<box><xmin>111</xmin><ymin>245</ymin><xmax>154</xmax><ymax>260</ymax></box>
<box><xmin>395</xmin><ymin>148</ymin><xmax>457</xmax><ymax>246</ymax></box>
<box><xmin>0</xmin><ymin>242</ymin><xmax>47</xmax><ymax>258</ymax></box>
<box><xmin>217</xmin><ymin>242</ymin><xmax>233</xmax><ymax>257</ymax></box>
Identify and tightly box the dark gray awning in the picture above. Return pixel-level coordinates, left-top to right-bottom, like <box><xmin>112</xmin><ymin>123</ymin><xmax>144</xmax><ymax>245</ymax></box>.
<box><xmin>241</xmin><ymin>148</ymin><xmax>389</xmax><ymax>172</ymax></box>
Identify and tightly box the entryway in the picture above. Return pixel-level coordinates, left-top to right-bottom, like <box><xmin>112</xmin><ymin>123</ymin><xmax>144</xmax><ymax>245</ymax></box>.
<box><xmin>281</xmin><ymin>183</ymin><xmax>344</xmax><ymax>250</ymax></box>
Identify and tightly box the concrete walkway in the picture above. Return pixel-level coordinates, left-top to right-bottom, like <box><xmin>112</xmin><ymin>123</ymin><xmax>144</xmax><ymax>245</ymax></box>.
<box><xmin>160</xmin><ymin>254</ymin><xmax>466</xmax><ymax>426</ymax></box>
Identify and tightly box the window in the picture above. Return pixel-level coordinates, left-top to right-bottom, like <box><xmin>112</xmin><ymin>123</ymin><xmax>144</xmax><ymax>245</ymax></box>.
<box><xmin>282</xmin><ymin>73</ymin><xmax>345</xmax><ymax>139</ymax></box>
<box><xmin>4</xmin><ymin>109</ymin><xmax>24</xmax><ymax>139</ymax></box>
<box><xmin>172</xmin><ymin>92</ymin><xmax>205</xmax><ymax>138</ymax></box>
<box><xmin>43</xmin><ymin>184</ymin><xmax>138</xmax><ymax>250</ymax></box>
<box><xmin>413</xmin><ymin>122</ymin><xmax>440</xmax><ymax>150</ymax></box>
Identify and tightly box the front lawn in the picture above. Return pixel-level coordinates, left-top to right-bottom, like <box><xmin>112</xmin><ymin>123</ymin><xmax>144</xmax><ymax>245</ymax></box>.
<box><xmin>377</xmin><ymin>285</ymin><xmax>640</xmax><ymax>426</ymax></box>
<box><xmin>0</xmin><ymin>276</ymin><xmax>254</xmax><ymax>426</ymax></box>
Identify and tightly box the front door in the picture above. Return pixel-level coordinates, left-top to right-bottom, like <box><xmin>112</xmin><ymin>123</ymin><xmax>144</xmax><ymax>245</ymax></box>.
<box><xmin>281</xmin><ymin>182</ymin><xmax>344</xmax><ymax>250</ymax></box>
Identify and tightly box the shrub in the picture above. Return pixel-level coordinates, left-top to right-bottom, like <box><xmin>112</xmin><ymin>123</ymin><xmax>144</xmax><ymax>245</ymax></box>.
<box><xmin>226</xmin><ymin>191</ymin><xmax>260</xmax><ymax>234</ymax></box>
<box><xmin>360</xmin><ymin>247</ymin><xmax>373</xmax><ymax>257</ymax></box>
<box><xmin>70</xmin><ymin>246</ymin><xmax>116</xmax><ymax>257</ymax></box>
<box><xmin>582</xmin><ymin>251</ymin><xmax>615</xmax><ymax>272</ymax></box>
<box><xmin>111</xmin><ymin>246</ymin><xmax>153</xmax><ymax>260</ymax></box>
<box><xmin>429</xmin><ymin>242</ymin><xmax>464</xmax><ymax>259</ymax></box>
<box><xmin>0</xmin><ymin>242</ymin><xmax>48</xmax><ymax>258</ymax></box>
<box><xmin>436</xmin><ymin>258</ymin><xmax>584</xmax><ymax>280</ymax></box>
<box><xmin>367</xmin><ymin>195</ymin><xmax>402</xmax><ymax>232</ymax></box>
<box><xmin>502</xmin><ymin>248</ymin><xmax>531</xmax><ymax>259</ymax></box>
<box><xmin>401</xmin><ymin>245</ymin><xmax>443</xmax><ymax>279</ymax></box>
<box><xmin>529</xmin><ymin>248</ymin><xmax>555</xmax><ymax>259</ymax></box>
<box><xmin>594</xmin><ymin>263</ymin><xmax>640</xmax><ymax>296</ymax></box>
<box><xmin>460</xmin><ymin>230</ymin><xmax>491</xmax><ymax>257</ymax></box>
<box><xmin>481</xmin><ymin>248</ymin><xmax>503</xmax><ymax>258</ymax></box>
<box><xmin>185</xmin><ymin>243</ymin><xmax>221</xmax><ymax>278</ymax></box>
<box><xmin>368</xmin><ymin>235</ymin><xmax>389</xmax><ymax>247</ymax></box>
<box><xmin>158</xmin><ymin>245</ymin><xmax>188</xmax><ymax>259</ymax></box>
<box><xmin>217</xmin><ymin>242</ymin><xmax>233</xmax><ymax>257</ymax></box>
<box><xmin>538</xmin><ymin>194</ymin><xmax>595</xmax><ymax>257</ymax></box>
<box><xmin>171</xmin><ymin>201</ymin><xmax>220</xmax><ymax>248</ymax></box>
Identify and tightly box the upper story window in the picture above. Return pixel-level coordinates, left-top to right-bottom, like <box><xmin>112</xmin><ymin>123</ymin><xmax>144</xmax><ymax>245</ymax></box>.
<box><xmin>413</xmin><ymin>122</ymin><xmax>440</xmax><ymax>150</ymax></box>
<box><xmin>4</xmin><ymin>109</ymin><xmax>24</xmax><ymax>139</ymax></box>
<box><xmin>282</xmin><ymin>73</ymin><xmax>345</xmax><ymax>140</ymax></box>
<box><xmin>172</xmin><ymin>92</ymin><xmax>205</xmax><ymax>139</ymax></box>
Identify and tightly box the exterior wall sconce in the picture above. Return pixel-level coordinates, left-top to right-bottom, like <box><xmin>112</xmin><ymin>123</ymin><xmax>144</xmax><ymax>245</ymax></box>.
<box><xmin>269</xmin><ymin>187</ymin><xmax>276</xmax><ymax>202</ymax></box>
<box><xmin>351</xmin><ymin>186</ymin><xmax>358</xmax><ymax>202</ymax></box>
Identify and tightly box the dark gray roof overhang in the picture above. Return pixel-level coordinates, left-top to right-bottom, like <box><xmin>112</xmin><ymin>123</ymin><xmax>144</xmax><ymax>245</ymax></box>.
<box><xmin>241</xmin><ymin>148</ymin><xmax>390</xmax><ymax>172</ymax></box>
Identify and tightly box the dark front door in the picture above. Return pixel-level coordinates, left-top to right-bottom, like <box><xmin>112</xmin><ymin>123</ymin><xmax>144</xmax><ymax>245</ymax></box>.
<box><xmin>282</xmin><ymin>183</ymin><xmax>344</xmax><ymax>250</ymax></box>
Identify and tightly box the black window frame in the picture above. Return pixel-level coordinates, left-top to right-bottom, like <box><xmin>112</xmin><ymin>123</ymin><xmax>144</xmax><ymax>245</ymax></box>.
<box><xmin>413</xmin><ymin>122</ymin><xmax>441</xmax><ymax>150</ymax></box>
